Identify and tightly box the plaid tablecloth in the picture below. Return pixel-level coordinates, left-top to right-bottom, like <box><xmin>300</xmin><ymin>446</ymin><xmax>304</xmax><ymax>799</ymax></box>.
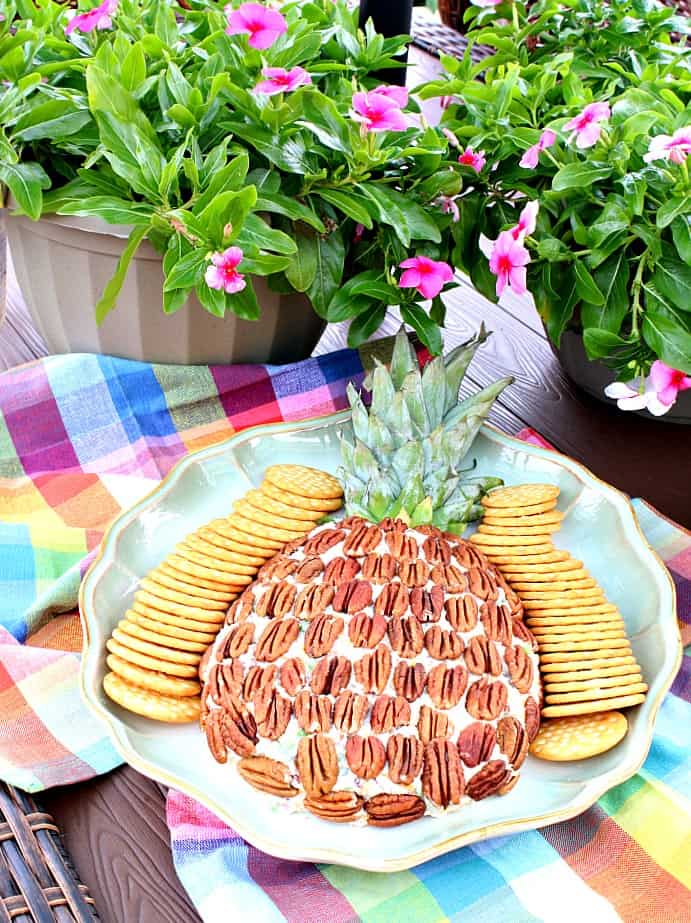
<box><xmin>0</xmin><ymin>348</ymin><xmax>689</xmax><ymax>922</ymax></box>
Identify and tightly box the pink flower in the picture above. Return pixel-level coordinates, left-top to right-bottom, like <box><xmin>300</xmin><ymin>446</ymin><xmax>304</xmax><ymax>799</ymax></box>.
<box><xmin>225</xmin><ymin>2</ymin><xmax>287</xmax><ymax>50</ymax></box>
<box><xmin>436</xmin><ymin>195</ymin><xmax>460</xmax><ymax>222</ymax></box>
<box><xmin>471</xmin><ymin>0</ymin><xmax>501</xmax><ymax>6</ymax></box>
<box><xmin>372</xmin><ymin>84</ymin><xmax>408</xmax><ymax>108</ymax></box>
<box><xmin>519</xmin><ymin>129</ymin><xmax>556</xmax><ymax>168</ymax></box>
<box><xmin>439</xmin><ymin>95</ymin><xmax>453</xmax><ymax>111</ymax></box>
<box><xmin>650</xmin><ymin>361</ymin><xmax>691</xmax><ymax>406</ymax></box>
<box><xmin>399</xmin><ymin>256</ymin><xmax>454</xmax><ymax>300</ymax></box>
<box><xmin>510</xmin><ymin>201</ymin><xmax>539</xmax><ymax>241</ymax></box>
<box><xmin>351</xmin><ymin>90</ymin><xmax>407</xmax><ymax>133</ymax></box>
<box><xmin>644</xmin><ymin>126</ymin><xmax>691</xmax><ymax>166</ymax></box>
<box><xmin>565</xmin><ymin>102</ymin><xmax>611</xmax><ymax>149</ymax></box>
<box><xmin>353</xmin><ymin>223</ymin><xmax>365</xmax><ymax>243</ymax></box>
<box><xmin>65</xmin><ymin>0</ymin><xmax>118</xmax><ymax>34</ymax></box>
<box><xmin>205</xmin><ymin>246</ymin><xmax>246</xmax><ymax>294</ymax></box>
<box><xmin>458</xmin><ymin>146</ymin><xmax>486</xmax><ymax>172</ymax></box>
<box><xmin>254</xmin><ymin>66</ymin><xmax>311</xmax><ymax>95</ymax></box>
<box><xmin>442</xmin><ymin>127</ymin><xmax>460</xmax><ymax>149</ymax></box>
<box><xmin>604</xmin><ymin>362</ymin><xmax>691</xmax><ymax>415</ymax></box>
<box><xmin>488</xmin><ymin>231</ymin><xmax>530</xmax><ymax>298</ymax></box>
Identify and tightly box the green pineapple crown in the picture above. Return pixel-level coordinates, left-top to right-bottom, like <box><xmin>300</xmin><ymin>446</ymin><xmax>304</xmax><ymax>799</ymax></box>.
<box><xmin>339</xmin><ymin>326</ymin><xmax>513</xmax><ymax>534</ymax></box>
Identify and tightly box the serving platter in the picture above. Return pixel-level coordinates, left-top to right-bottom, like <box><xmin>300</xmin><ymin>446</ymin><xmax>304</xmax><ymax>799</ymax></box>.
<box><xmin>79</xmin><ymin>411</ymin><xmax>680</xmax><ymax>871</ymax></box>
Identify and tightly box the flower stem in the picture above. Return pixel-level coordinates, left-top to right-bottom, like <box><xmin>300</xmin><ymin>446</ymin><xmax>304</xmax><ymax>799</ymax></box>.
<box><xmin>630</xmin><ymin>251</ymin><xmax>648</xmax><ymax>339</ymax></box>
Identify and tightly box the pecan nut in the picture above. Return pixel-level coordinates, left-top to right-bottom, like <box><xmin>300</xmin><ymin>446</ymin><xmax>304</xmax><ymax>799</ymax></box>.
<box><xmin>294</xmin><ymin>556</ymin><xmax>325</xmax><ymax>583</ymax></box>
<box><xmin>310</xmin><ymin>655</ymin><xmax>352</xmax><ymax>695</ymax></box>
<box><xmin>524</xmin><ymin>696</ymin><xmax>540</xmax><ymax>743</ymax></box>
<box><xmin>388</xmin><ymin>615</ymin><xmax>424</xmax><ymax>657</ymax></box>
<box><xmin>512</xmin><ymin>618</ymin><xmax>538</xmax><ymax>652</ymax></box>
<box><xmin>296</xmin><ymin>733</ymin><xmax>339</xmax><ymax>796</ymax></box>
<box><xmin>323</xmin><ymin>556</ymin><xmax>360</xmax><ymax>585</ymax></box>
<box><xmin>457</xmin><ymin>721</ymin><xmax>496</xmax><ymax>768</ymax></box>
<box><xmin>378</xmin><ymin>517</ymin><xmax>408</xmax><ymax>533</ymax></box>
<box><xmin>344</xmin><ymin>522</ymin><xmax>382</xmax><ymax>556</ymax></box>
<box><xmin>345</xmin><ymin>735</ymin><xmax>386</xmax><ymax>780</ymax></box>
<box><xmin>465</xmin><ymin>637</ymin><xmax>502</xmax><ymax>676</ymax></box>
<box><xmin>452</xmin><ymin>541</ymin><xmax>486</xmax><ymax>569</ymax></box>
<box><xmin>279</xmin><ymin>657</ymin><xmax>305</xmax><ymax>696</ymax></box>
<box><xmin>222</xmin><ymin>709</ymin><xmax>258</xmax><ymax>758</ymax></box>
<box><xmin>294</xmin><ymin>690</ymin><xmax>332</xmax><ymax>732</ymax></box>
<box><xmin>385</xmin><ymin>531</ymin><xmax>419</xmax><ymax>561</ymax></box>
<box><xmin>496</xmin><ymin>716</ymin><xmax>529</xmax><ymax>769</ymax></box>
<box><xmin>480</xmin><ymin>601</ymin><xmax>512</xmax><ymax>645</ymax></box>
<box><xmin>422</xmin><ymin>534</ymin><xmax>452</xmax><ymax>565</ymax></box>
<box><xmin>387</xmin><ymin>734</ymin><xmax>424</xmax><ymax>785</ymax></box>
<box><xmin>505</xmin><ymin>645</ymin><xmax>534</xmax><ymax>693</ymax></box>
<box><xmin>374</xmin><ymin>582</ymin><xmax>409</xmax><ymax>618</ymax></box>
<box><xmin>348</xmin><ymin>611</ymin><xmax>387</xmax><ymax>648</ymax></box>
<box><xmin>227</xmin><ymin>590</ymin><xmax>254</xmax><ymax>624</ymax></box>
<box><xmin>333</xmin><ymin>579</ymin><xmax>373</xmax><ymax>614</ymax></box>
<box><xmin>430</xmin><ymin>563</ymin><xmax>468</xmax><ymax>592</ymax></box>
<box><xmin>427</xmin><ymin>664</ymin><xmax>467</xmax><ymax>709</ymax></box>
<box><xmin>468</xmin><ymin>566</ymin><xmax>498</xmax><ymax>600</ymax></box>
<box><xmin>445</xmin><ymin>595</ymin><xmax>478</xmax><ymax>631</ymax></box>
<box><xmin>354</xmin><ymin>644</ymin><xmax>391</xmax><ymax>694</ymax></box>
<box><xmin>243</xmin><ymin>664</ymin><xmax>276</xmax><ymax>700</ymax></box>
<box><xmin>294</xmin><ymin>583</ymin><xmax>335</xmax><ymax>619</ymax></box>
<box><xmin>499</xmin><ymin>773</ymin><xmax>519</xmax><ymax>796</ymax></box>
<box><xmin>253</xmin><ymin>687</ymin><xmax>292</xmax><ymax>740</ymax></box>
<box><xmin>205</xmin><ymin>709</ymin><xmax>228</xmax><ymax>764</ymax></box>
<box><xmin>237</xmin><ymin>756</ymin><xmax>298</xmax><ymax>798</ymax></box>
<box><xmin>365</xmin><ymin>793</ymin><xmax>426</xmax><ymax>827</ymax></box>
<box><xmin>222</xmin><ymin>622</ymin><xmax>255</xmax><ymax>659</ymax></box>
<box><xmin>422</xmin><ymin>739</ymin><xmax>465</xmax><ymax>807</ymax></box>
<box><xmin>255</xmin><ymin>617</ymin><xmax>300</xmax><ymax>662</ymax></box>
<box><xmin>361</xmin><ymin>552</ymin><xmax>397</xmax><ymax>584</ymax></box>
<box><xmin>409</xmin><ymin>586</ymin><xmax>444</xmax><ymax>623</ymax></box>
<box><xmin>258</xmin><ymin>556</ymin><xmax>297</xmax><ymax>581</ymax></box>
<box><xmin>466</xmin><ymin>759</ymin><xmax>512</xmax><ymax>800</ymax></box>
<box><xmin>417</xmin><ymin>705</ymin><xmax>452</xmax><ymax>744</ymax></box>
<box><xmin>370</xmin><ymin>695</ymin><xmax>411</xmax><ymax>734</ymax></box>
<box><xmin>303</xmin><ymin>527</ymin><xmax>345</xmax><ymax>555</ymax></box>
<box><xmin>304</xmin><ymin>614</ymin><xmax>344</xmax><ymax>658</ymax></box>
<box><xmin>424</xmin><ymin>626</ymin><xmax>464</xmax><ymax>661</ymax></box>
<box><xmin>466</xmin><ymin>678</ymin><xmax>508</xmax><ymax>721</ymax></box>
<box><xmin>392</xmin><ymin>661</ymin><xmax>426</xmax><ymax>702</ymax></box>
<box><xmin>255</xmin><ymin>581</ymin><xmax>297</xmax><ymax>619</ymax></box>
<box><xmin>398</xmin><ymin>560</ymin><xmax>430</xmax><ymax>587</ymax></box>
<box><xmin>332</xmin><ymin>690</ymin><xmax>369</xmax><ymax>734</ymax></box>
<box><xmin>304</xmin><ymin>790</ymin><xmax>364</xmax><ymax>823</ymax></box>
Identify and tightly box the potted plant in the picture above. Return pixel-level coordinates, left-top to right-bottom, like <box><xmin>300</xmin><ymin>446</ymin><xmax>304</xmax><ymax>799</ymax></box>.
<box><xmin>420</xmin><ymin>0</ymin><xmax>691</xmax><ymax>419</ymax></box>
<box><xmin>0</xmin><ymin>0</ymin><xmax>461</xmax><ymax>364</ymax></box>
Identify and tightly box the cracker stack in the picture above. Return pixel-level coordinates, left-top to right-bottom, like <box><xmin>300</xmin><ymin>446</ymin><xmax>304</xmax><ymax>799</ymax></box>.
<box><xmin>103</xmin><ymin>465</ymin><xmax>343</xmax><ymax>722</ymax></box>
<box><xmin>469</xmin><ymin>484</ymin><xmax>648</xmax><ymax>725</ymax></box>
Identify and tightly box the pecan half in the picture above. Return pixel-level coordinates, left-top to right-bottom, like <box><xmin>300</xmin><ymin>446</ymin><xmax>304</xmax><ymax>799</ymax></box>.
<box><xmin>221</xmin><ymin>709</ymin><xmax>258</xmax><ymax>758</ymax></box>
<box><xmin>524</xmin><ymin>696</ymin><xmax>541</xmax><ymax>743</ymax></box>
<box><xmin>333</xmin><ymin>580</ymin><xmax>373</xmax><ymax>614</ymax></box>
<box><xmin>333</xmin><ymin>690</ymin><xmax>369</xmax><ymax>734</ymax></box>
<box><xmin>496</xmin><ymin>716</ymin><xmax>529</xmax><ymax>769</ymax></box>
<box><xmin>505</xmin><ymin>645</ymin><xmax>534</xmax><ymax>693</ymax></box>
<box><xmin>393</xmin><ymin>661</ymin><xmax>426</xmax><ymax>702</ymax></box>
<box><xmin>388</xmin><ymin>615</ymin><xmax>424</xmax><ymax>657</ymax></box>
<box><xmin>465</xmin><ymin>637</ymin><xmax>502</xmax><ymax>676</ymax></box>
<box><xmin>296</xmin><ymin>733</ymin><xmax>338</xmax><ymax>796</ymax></box>
<box><xmin>294</xmin><ymin>690</ymin><xmax>332</xmax><ymax>732</ymax></box>
<box><xmin>512</xmin><ymin>618</ymin><xmax>538</xmax><ymax>652</ymax></box>
<box><xmin>222</xmin><ymin>622</ymin><xmax>255</xmax><ymax>659</ymax></box>
<box><xmin>424</xmin><ymin>626</ymin><xmax>464</xmax><ymax>661</ymax></box>
<box><xmin>427</xmin><ymin>664</ymin><xmax>467</xmax><ymax>709</ymax></box>
<box><xmin>374</xmin><ymin>583</ymin><xmax>409</xmax><ymax>618</ymax></box>
<box><xmin>310</xmin><ymin>655</ymin><xmax>352</xmax><ymax>695</ymax></box>
<box><xmin>387</xmin><ymin>734</ymin><xmax>424</xmax><ymax>785</ymax></box>
<box><xmin>258</xmin><ymin>556</ymin><xmax>296</xmax><ymax>581</ymax></box>
<box><xmin>480</xmin><ymin>601</ymin><xmax>512</xmax><ymax>646</ymax></box>
<box><xmin>243</xmin><ymin>664</ymin><xmax>276</xmax><ymax>700</ymax></box>
<box><xmin>205</xmin><ymin>709</ymin><xmax>228</xmax><ymax>764</ymax></box>
<box><xmin>238</xmin><ymin>756</ymin><xmax>297</xmax><ymax>798</ymax></box>
<box><xmin>422</xmin><ymin>739</ymin><xmax>464</xmax><ymax>807</ymax></box>
<box><xmin>279</xmin><ymin>657</ymin><xmax>305</xmax><ymax>696</ymax></box>
<box><xmin>207</xmin><ymin>660</ymin><xmax>243</xmax><ymax>705</ymax></box>
<box><xmin>295</xmin><ymin>584</ymin><xmax>334</xmax><ymax>620</ymax></box>
<box><xmin>361</xmin><ymin>552</ymin><xmax>396</xmax><ymax>584</ymax></box>
<box><xmin>422</xmin><ymin>534</ymin><xmax>452</xmax><ymax>565</ymax></box>
<box><xmin>468</xmin><ymin>567</ymin><xmax>498</xmax><ymax>601</ymax></box>
<box><xmin>345</xmin><ymin>735</ymin><xmax>386</xmax><ymax>780</ymax></box>
<box><xmin>253</xmin><ymin>687</ymin><xmax>292</xmax><ymax>740</ymax></box>
<box><xmin>430</xmin><ymin>563</ymin><xmax>467</xmax><ymax>592</ymax></box>
<box><xmin>417</xmin><ymin>705</ymin><xmax>452</xmax><ymax>744</ymax></box>
<box><xmin>370</xmin><ymin>695</ymin><xmax>411</xmax><ymax>734</ymax></box>
<box><xmin>452</xmin><ymin>541</ymin><xmax>486</xmax><ymax>569</ymax></box>
<box><xmin>385</xmin><ymin>531</ymin><xmax>419</xmax><ymax>561</ymax></box>
<box><xmin>304</xmin><ymin>614</ymin><xmax>344</xmax><ymax>658</ymax></box>
<box><xmin>499</xmin><ymin>773</ymin><xmax>519</xmax><ymax>796</ymax></box>
<box><xmin>294</xmin><ymin>556</ymin><xmax>324</xmax><ymax>583</ymax></box>
<box><xmin>305</xmin><ymin>791</ymin><xmax>363</xmax><ymax>823</ymax></box>
<box><xmin>344</xmin><ymin>522</ymin><xmax>382</xmax><ymax>556</ymax></box>
<box><xmin>365</xmin><ymin>793</ymin><xmax>426</xmax><ymax>827</ymax></box>
<box><xmin>255</xmin><ymin>617</ymin><xmax>299</xmax><ymax>662</ymax></box>
<box><xmin>378</xmin><ymin>517</ymin><xmax>408</xmax><ymax>533</ymax></box>
<box><xmin>303</xmin><ymin>528</ymin><xmax>345</xmax><ymax>556</ymax></box>
<box><xmin>354</xmin><ymin>644</ymin><xmax>391</xmax><ymax>694</ymax></box>
<box><xmin>409</xmin><ymin>586</ymin><xmax>444</xmax><ymax>623</ymax></box>
<box><xmin>466</xmin><ymin>759</ymin><xmax>512</xmax><ymax>800</ymax></box>
<box><xmin>445</xmin><ymin>595</ymin><xmax>478</xmax><ymax>632</ymax></box>
<box><xmin>256</xmin><ymin>582</ymin><xmax>297</xmax><ymax>619</ymax></box>
<box><xmin>397</xmin><ymin>560</ymin><xmax>430</xmax><ymax>587</ymax></box>
<box><xmin>466</xmin><ymin>678</ymin><xmax>508</xmax><ymax>721</ymax></box>
<box><xmin>348</xmin><ymin>611</ymin><xmax>387</xmax><ymax>648</ymax></box>
<box><xmin>226</xmin><ymin>591</ymin><xmax>253</xmax><ymax>624</ymax></box>
<box><xmin>457</xmin><ymin>721</ymin><xmax>496</xmax><ymax>768</ymax></box>
<box><xmin>323</xmin><ymin>556</ymin><xmax>360</xmax><ymax>585</ymax></box>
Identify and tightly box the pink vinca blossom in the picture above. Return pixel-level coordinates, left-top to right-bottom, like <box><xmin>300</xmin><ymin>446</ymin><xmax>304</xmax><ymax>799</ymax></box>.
<box><xmin>565</xmin><ymin>102</ymin><xmax>611</xmax><ymax>149</ymax></box>
<box><xmin>644</xmin><ymin>126</ymin><xmax>691</xmax><ymax>166</ymax></box>
<box><xmin>65</xmin><ymin>0</ymin><xmax>118</xmax><ymax>34</ymax></box>
<box><xmin>510</xmin><ymin>201</ymin><xmax>539</xmax><ymax>241</ymax></box>
<box><xmin>437</xmin><ymin>195</ymin><xmax>460</xmax><ymax>222</ymax></box>
<box><xmin>372</xmin><ymin>84</ymin><xmax>409</xmax><ymax>108</ymax></box>
<box><xmin>458</xmin><ymin>146</ymin><xmax>486</xmax><ymax>172</ymax></box>
<box><xmin>205</xmin><ymin>246</ymin><xmax>246</xmax><ymax>294</ymax></box>
<box><xmin>225</xmin><ymin>3</ymin><xmax>287</xmax><ymax>50</ymax></box>
<box><xmin>488</xmin><ymin>230</ymin><xmax>530</xmax><ymax>298</ymax></box>
<box><xmin>351</xmin><ymin>91</ymin><xmax>407</xmax><ymax>133</ymax></box>
<box><xmin>255</xmin><ymin>66</ymin><xmax>311</xmax><ymax>95</ymax></box>
<box><xmin>399</xmin><ymin>256</ymin><xmax>454</xmax><ymax>300</ymax></box>
<box><xmin>519</xmin><ymin>129</ymin><xmax>556</xmax><ymax>168</ymax></box>
<box><xmin>442</xmin><ymin>127</ymin><xmax>460</xmax><ymax>149</ymax></box>
<box><xmin>604</xmin><ymin>362</ymin><xmax>691</xmax><ymax>415</ymax></box>
<box><xmin>471</xmin><ymin>0</ymin><xmax>501</xmax><ymax>6</ymax></box>
<box><xmin>650</xmin><ymin>360</ymin><xmax>691</xmax><ymax>406</ymax></box>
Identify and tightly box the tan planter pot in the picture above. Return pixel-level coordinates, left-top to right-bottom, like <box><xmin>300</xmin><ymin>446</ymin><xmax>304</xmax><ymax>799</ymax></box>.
<box><xmin>5</xmin><ymin>211</ymin><xmax>325</xmax><ymax>365</ymax></box>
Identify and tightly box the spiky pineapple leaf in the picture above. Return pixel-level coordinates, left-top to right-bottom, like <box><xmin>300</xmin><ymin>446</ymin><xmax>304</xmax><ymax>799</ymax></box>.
<box><xmin>370</xmin><ymin>361</ymin><xmax>397</xmax><ymax>422</ymax></box>
<box><xmin>347</xmin><ymin>384</ymin><xmax>369</xmax><ymax>443</ymax></box>
<box><xmin>366</xmin><ymin>415</ymin><xmax>395</xmax><ymax>465</ymax></box>
<box><xmin>442</xmin><ymin>324</ymin><xmax>490</xmax><ymax>416</ymax></box>
<box><xmin>386</xmin><ymin>393</ymin><xmax>414</xmax><ymax>446</ymax></box>
<box><xmin>421</xmin><ymin>356</ymin><xmax>447</xmax><ymax>430</ymax></box>
<box><xmin>410</xmin><ymin>496</ymin><xmax>434</xmax><ymax>526</ymax></box>
<box><xmin>391</xmin><ymin>441</ymin><xmax>424</xmax><ymax>485</ymax></box>
<box><xmin>396</xmin><ymin>472</ymin><xmax>425</xmax><ymax>516</ymax></box>
<box><xmin>401</xmin><ymin>369</ymin><xmax>429</xmax><ymax>437</ymax></box>
<box><xmin>364</xmin><ymin>470</ymin><xmax>400</xmax><ymax>521</ymax></box>
<box><xmin>389</xmin><ymin>326</ymin><xmax>418</xmax><ymax>389</ymax></box>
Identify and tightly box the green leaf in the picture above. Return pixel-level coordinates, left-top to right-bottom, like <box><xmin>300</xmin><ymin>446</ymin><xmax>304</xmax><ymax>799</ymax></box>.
<box><xmin>642</xmin><ymin>312</ymin><xmax>691</xmax><ymax>374</ymax></box>
<box><xmin>671</xmin><ymin>217</ymin><xmax>691</xmax><ymax>266</ymax></box>
<box><xmin>552</xmin><ymin>163</ymin><xmax>612</xmax><ymax>192</ymax></box>
<box><xmin>656</xmin><ymin>196</ymin><xmax>690</xmax><ymax>230</ymax></box>
<box><xmin>13</xmin><ymin>99</ymin><xmax>91</xmax><ymax>142</ymax></box>
<box><xmin>255</xmin><ymin>193</ymin><xmax>325</xmax><ymax>232</ymax></box>
<box><xmin>543</xmin><ymin>266</ymin><xmax>578</xmax><ymax>346</ymax></box>
<box><xmin>358</xmin><ymin>183</ymin><xmax>410</xmax><ymax>247</ymax></box>
<box><xmin>573</xmin><ymin>260</ymin><xmax>604</xmax><ymax>306</ymax></box>
<box><xmin>163</xmin><ymin>249</ymin><xmax>208</xmax><ymax>292</ymax></box>
<box><xmin>617</xmin><ymin>175</ymin><xmax>646</xmax><ymax>216</ymax></box>
<box><xmin>469</xmin><ymin>253</ymin><xmax>498</xmax><ymax>304</ymax></box>
<box><xmin>163</xmin><ymin>287</ymin><xmax>191</xmax><ymax>315</ymax></box>
<box><xmin>239</xmin><ymin>213</ymin><xmax>297</xmax><ymax>256</ymax></box>
<box><xmin>580</xmin><ymin>251</ymin><xmax>630</xmax><ymax>334</ymax></box>
<box><xmin>284</xmin><ymin>231</ymin><xmax>318</xmax><ymax>292</ymax></box>
<box><xmin>198</xmin><ymin>186</ymin><xmax>257</xmax><ymax>246</ymax></box>
<box><xmin>52</xmin><ymin>196</ymin><xmax>152</xmax><ymax>226</ymax></box>
<box><xmin>0</xmin><ymin>161</ymin><xmax>50</xmax><ymax>219</ymax></box>
<box><xmin>95</xmin><ymin>225</ymin><xmax>149</xmax><ymax>324</ymax></box>
<box><xmin>653</xmin><ymin>257</ymin><xmax>691</xmax><ymax>312</ymax></box>
<box><xmin>298</xmin><ymin>91</ymin><xmax>351</xmax><ymax>153</ymax></box>
<box><xmin>228</xmin><ymin>282</ymin><xmax>261</xmax><ymax>321</ymax></box>
<box><xmin>327</xmin><ymin>270</ymin><xmax>397</xmax><ymax>322</ymax></box>
<box><xmin>400</xmin><ymin>303</ymin><xmax>443</xmax><ymax>355</ymax></box>
<box><xmin>582</xmin><ymin>328</ymin><xmax>632</xmax><ymax>361</ymax></box>
<box><xmin>306</xmin><ymin>229</ymin><xmax>345</xmax><ymax>318</ymax></box>
<box><xmin>318</xmin><ymin>188</ymin><xmax>373</xmax><ymax>228</ymax></box>
<box><xmin>121</xmin><ymin>43</ymin><xmax>146</xmax><ymax>92</ymax></box>
<box><xmin>238</xmin><ymin>253</ymin><xmax>291</xmax><ymax>275</ymax></box>
<box><xmin>194</xmin><ymin>153</ymin><xmax>250</xmax><ymax>214</ymax></box>
<box><xmin>347</xmin><ymin>304</ymin><xmax>387</xmax><ymax>348</ymax></box>
<box><xmin>196</xmin><ymin>281</ymin><xmax>226</xmax><ymax>318</ymax></box>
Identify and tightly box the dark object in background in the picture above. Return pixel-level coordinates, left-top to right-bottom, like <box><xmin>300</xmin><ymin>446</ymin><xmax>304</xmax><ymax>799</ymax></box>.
<box><xmin>359</xmin><ymin>0</ymin><xmax>414</xmax><ymax>85</ymax></box>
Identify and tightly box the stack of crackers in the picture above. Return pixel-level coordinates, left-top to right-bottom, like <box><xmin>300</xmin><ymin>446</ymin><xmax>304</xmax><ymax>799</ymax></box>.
<box><xmin>103</xmin><ymin>465</ymin><xmax>343</xmax><ymax>722</ymax></box>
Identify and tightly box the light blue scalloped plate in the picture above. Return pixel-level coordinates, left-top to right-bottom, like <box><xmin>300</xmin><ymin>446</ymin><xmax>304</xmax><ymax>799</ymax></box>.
<box><xmin>79</xmin><ymin>412</ymin><xmax>680</xmax><ymax>871</ymax></box>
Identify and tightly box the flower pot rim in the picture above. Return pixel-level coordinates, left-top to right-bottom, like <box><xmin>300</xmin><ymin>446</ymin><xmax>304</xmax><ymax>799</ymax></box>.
<box><xmin>6</xmin><ymin>196</ymin><xmax>133</xmax><ymax>239</ymax></box>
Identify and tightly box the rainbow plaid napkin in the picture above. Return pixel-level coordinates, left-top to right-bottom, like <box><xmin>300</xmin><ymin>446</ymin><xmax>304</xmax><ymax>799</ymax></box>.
<box><xmin>0</xmin><ymin>348</ymin><xmax>689</xmax><ymax>922</ymax></box>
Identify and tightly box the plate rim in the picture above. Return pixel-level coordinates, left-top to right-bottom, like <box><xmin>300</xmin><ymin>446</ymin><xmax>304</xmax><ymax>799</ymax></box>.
<box><xmin>78</xmin><ymin>412</ymin><xmax>681</xmax><ymax>872</ymax></box>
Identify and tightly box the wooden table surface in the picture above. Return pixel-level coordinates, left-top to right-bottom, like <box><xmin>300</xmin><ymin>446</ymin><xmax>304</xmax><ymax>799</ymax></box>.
<box><xmin>2</xmin><ymin>46</ymin><xmax>690</xmax><ymax>923</ymax></box>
